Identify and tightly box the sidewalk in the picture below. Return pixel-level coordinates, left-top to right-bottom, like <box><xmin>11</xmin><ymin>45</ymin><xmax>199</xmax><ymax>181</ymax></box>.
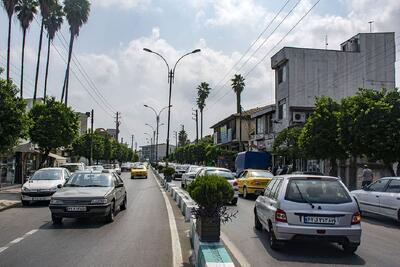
<box><xmin>0</xmin><ymin>185</ymin><xmax>21</xmax><ymax>212</ymax></box>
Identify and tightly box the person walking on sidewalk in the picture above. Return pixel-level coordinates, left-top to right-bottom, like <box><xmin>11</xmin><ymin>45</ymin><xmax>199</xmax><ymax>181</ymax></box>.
<box><xmin>361</xmin><ymin>165</ymin><xmax>374</xmax><ymax>188</ymax></box>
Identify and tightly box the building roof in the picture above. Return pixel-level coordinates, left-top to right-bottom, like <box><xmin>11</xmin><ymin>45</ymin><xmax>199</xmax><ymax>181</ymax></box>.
<box><xmin>251</xmin><ymin>104</ymin><xmax>275</xmax><ymax>119</ymax></box>
<box><xmin>210</xmin><ymin>105</ymin><xmax>270</xmax><ymax>129</ymax></box>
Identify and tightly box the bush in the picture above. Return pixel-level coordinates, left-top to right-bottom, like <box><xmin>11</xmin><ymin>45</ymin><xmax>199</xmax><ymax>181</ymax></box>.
<box><xmin>163</xmin><ymin>167</ymin><xmax>175</xmax><ymax>176</ymax></box>
<box><xmin>157</xmin><ymin>165</ymin><xmax>164</xmax><ymax>173</ymax></box>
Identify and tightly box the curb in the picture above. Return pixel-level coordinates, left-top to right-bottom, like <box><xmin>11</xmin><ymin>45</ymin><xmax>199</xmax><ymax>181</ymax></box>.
<box><xmin>0</xmin><ymin>201</ymin><xmax>21</xmax><ymax>212</ymax></box>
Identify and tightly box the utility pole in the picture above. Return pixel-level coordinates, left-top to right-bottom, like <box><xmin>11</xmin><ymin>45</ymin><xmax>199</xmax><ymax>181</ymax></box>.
<box><xmin>192</xmin><ymin>109</ymin><xmax>198</xmax><ymax>143</ymax></box>
<box><xmin>173</xmin><ymin>131</ymin><xmax>178</xmax><ymax>148</ymax></box>
<box><xmin>90</xmin><ymin>109</ymin><xmax>94</xmax><ymax>166</ymax></box>
<box><xmin>131</xmin><ymin>135</ymin><xmax>135</xmax><ymax>151</ymax></box>
<box><xmin>115</xmin><ymin>112</ymin><xmax>120</xmax><ymax>143</ymax></box>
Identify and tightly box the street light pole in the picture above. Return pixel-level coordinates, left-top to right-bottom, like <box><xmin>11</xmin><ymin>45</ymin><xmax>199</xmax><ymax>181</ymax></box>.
<box><xmin>143</xmin><ymin>48</ymin><xmax>201</xmax><ymax>163</ymax></box>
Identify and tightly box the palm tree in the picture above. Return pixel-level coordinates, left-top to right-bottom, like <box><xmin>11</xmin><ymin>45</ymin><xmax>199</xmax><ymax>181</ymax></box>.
<box><xmin>231</xmin><ymin>74</ymin><xmax>245</xmax><ymax>151</ymax></box>
<box><xmin>196</xmin><ymin>82</ymin><xmax>211</xmax><ymax>140</ymax></box>
<box><xmin>61</xmin><ymin>0</ymin><xmax>90</xmax><ymax>105</ymax></box>
<box><xmin>2</xmin><ymin>0</ymin><xmax>19</xmax><ymax>81</ymax></box>
<box><xmin>43</xmin><ymin>0</ymin><xmax>63</xmax><ymax>99</ymax></box>
<box><xmin>16</xmin><ymin>0</ymin><xmax>38</xmax><ymax>98</ymax></box>
<box><xmin>33</xmin><ymin>0</ymin><xmax>53</xmax><ymax>101</ymax></box>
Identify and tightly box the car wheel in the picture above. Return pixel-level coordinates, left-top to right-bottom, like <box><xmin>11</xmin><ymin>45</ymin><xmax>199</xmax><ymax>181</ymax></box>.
<box><xmin>131</xmin><ymin>176</ymin><xmax>134</xmax><ymax>179</ymax></box>
<box><xmin>243</xmin><ymin>187</ymin><xmax>249</xmax><ymax>199</ymax></box>
<box><xmin>120</xmin><ymin>195</ymin><xmax>127</xmax><ymax>210</ymax></box>
<box><xmin>268</xmin><ymin>228</ymin><xmax>283</xmax><ymax>250</ymax></box>
<box><xmin>342</xmin><ymin>242</ymin><xmax>359</xmax><ymax>254</ymax></box>
<box><xmin>21</xmin><ymin>200</ymin><xmax>30</xmax><ymax>206</ymax></box>
<box><xmin>52</xmin><ymin>214</ymin><xmax>62</xmax><ymax>225</ymax></box>
<box><xmin>254</xmin><ymin>211</ymin><xmax>262</xmax><ymax>230</ymax></box>
<box><xmin>106</xmin><ymin>201</ymin><xmax>115</xmax><ymax>223</ymax></box>
<box><xmin>231</xmin><ymin>198</ymin><xmax>238</xmax><ymax>205</ymax></box>
<box><xmin>397</xmin><ymin>210</ymin><xmax>400</xmax><ymax>222</ymax></box>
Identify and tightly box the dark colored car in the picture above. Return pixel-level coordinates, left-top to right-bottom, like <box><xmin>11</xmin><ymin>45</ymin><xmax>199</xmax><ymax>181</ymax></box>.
<box><xmin>49</xmin><ymin>171</ymin><xmax>127</xmax><ymax>224</ymax></box>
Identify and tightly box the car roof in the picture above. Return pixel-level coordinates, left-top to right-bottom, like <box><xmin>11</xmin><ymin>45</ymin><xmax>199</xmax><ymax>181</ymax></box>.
<box><xmin>74</xmin><ymin>171</ymin><xmax>103</xmax><ymax>174</ymax></box>
<box><xmin>37</xmin><ymin>168</ymin><xmax>64</xmax><ymax>171</ymax></box>
<box><xmin>244</xmin><ymin>169</ymin><xmax>272</xmax><ymax>172</ymax></box>
<box><xmin>202</xmin><ymin>167</ymin><xmax>231</xmax><ymax>172</ymax></box>
<box><xmin>276</xmin><ymin>174</ymin><xmax>340</xmax><ymax>180</ymax></box>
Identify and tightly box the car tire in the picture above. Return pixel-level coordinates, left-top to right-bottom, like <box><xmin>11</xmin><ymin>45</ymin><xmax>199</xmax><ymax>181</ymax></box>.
<box><xmin>106</xmin><ymin>201</ymin><xmax>115</xmax><ymax>223</ymax></box>
<box><xmin>254</xmin><ymin>211</ymin><xmax>262</xmax><ymax>231</ymax></box>
<box><xmin>268</xmin><ymin>228</ymin><xmax>283</xmax><ymax>250</ymax></box>
<box><xmin>131</xmin><ymin>176</ymin><xmax>135</xmax><ymax>179</ymax></box>
<box><xmin>52</xmin><ymin>214</ymin><xmax>62</xmax><ymax>225</ymax></box>
<box><xmin>243</xmin><ymin>187</ymin><xmax>249</xmax><ymax>199</ymax></box>
<box><xmin>120</xmin><ymin>195</ymin><xmax>127</xmax><ymax>210</ymax></box>
<box><xmin>397</xmin><ymin>210</ymin><xmax>400</xmax><ymax>222</ymax></box>
<box><xmin>21</xmin><ymin>200</ymin><xmax>30</xmax><ymax>206</ymax></box>
<box><xmin>231</xmin><ymin>198</ymin><xmax>238</xmax><ymax>205</ymax></box>
<box><xmin>342</xmin><ymin>242</ymin><xmax>359</xmax><ymax>254</ymax></box>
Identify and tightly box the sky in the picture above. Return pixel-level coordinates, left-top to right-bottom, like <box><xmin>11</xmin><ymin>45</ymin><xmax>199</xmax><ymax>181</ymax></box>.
<box><xmin>1</xmin><ymin>0</ymin><xmax>399</xmax><ymax>149</ymax></box>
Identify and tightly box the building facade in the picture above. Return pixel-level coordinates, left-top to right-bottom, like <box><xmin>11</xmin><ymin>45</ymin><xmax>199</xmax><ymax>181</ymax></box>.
<box><xmin>140</xmin><ymin>144</ymin><xmax>176</xmax><ymax>162</ymax></box>
<box><xmin>249</xmin><ymin>104</ymin><xmax>276</xmax><ymax>152</ymax></box>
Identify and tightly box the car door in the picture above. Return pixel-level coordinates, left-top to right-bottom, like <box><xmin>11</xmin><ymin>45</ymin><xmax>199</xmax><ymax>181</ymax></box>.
<box><xmin>359</xmin><ymin>179</ymin><xmax>390</xmax><ymax>214</ymax></box>
<box><xmin>379</xmin><ymin>179</ymin><xmax>400</xmax><ymax>219</ymax></box>
<box><xmin>257</xmin><ymin>179</ymin><xmax>277</xmax><ymax>225</ymax></box>
<box><xmin>236</xmin><ymin>171</ymin><xmax>246</xmax><ymax>193</ymax></box>
<box><xmin>266</xmin><ymin>179</ymin><xmax>283</xmax><ymax>223</ymax></box>
<box><xmin>112</xmin><ymin>174</ymin><xmax>123</xmax><ymax>206</ymax></box>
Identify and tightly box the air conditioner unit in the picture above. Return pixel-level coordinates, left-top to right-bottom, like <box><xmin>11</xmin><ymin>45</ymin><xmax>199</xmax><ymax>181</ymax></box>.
<box><xmin>292</xmin><ymin>112</ymin><xmax>306</xmax><ymax>123</ymax></box>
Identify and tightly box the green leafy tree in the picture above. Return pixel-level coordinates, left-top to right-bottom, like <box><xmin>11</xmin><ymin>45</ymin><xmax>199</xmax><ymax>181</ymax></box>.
<box><xmin>43</xmin><ymin>0</ymin><xmax>63</xmax><ymax>99</ymax></box>
<box><xmin>16</xmin><ymin>0</ymin><xmax>38</xmax><ymax>98</ymax></box>
<box><xmin>72</xmin><ymin>132</ymin><xmax>104</xmax><ymax>163</ymax></box>
<box><xmin>178</xmin><ymin>126</ymin><xmax>189</xmax><ymax>147</ymax></box>
<box><xmin>102</xmin><ymin>136</ymin><xmax>114</xmax><ymax>162</ymax></box>
<box><xmin>273</xmin><ymin>126</ymin><xmax>303</xmax><ymax>170</ymax></box>
<box><xmin>196</xmin><ymin>82</ymin><xmax>211</xmax><ymax>139</ymax></box>
<box><xmin>2</xmin><ymin>0</ymin><xmax>19</xmax><ymax>80</ymax></box>
<box><xmin>0</xmin><ymin>77</ymin><xmax>28</xmax><ymax>154</ymax></box>
<box><xmin>299</xmin><ymin>97</ymin><xmax>346</xmax><ymax>175</ymax></box>
<box><xmin>61</xmin><ymin>0</ymin><xmax>90</xmax><ymax>105</ymax></box>
<box><xmin>29</xmin><ymin>97</ymin><xmax>79</xmax><ymax>166</ymax></box>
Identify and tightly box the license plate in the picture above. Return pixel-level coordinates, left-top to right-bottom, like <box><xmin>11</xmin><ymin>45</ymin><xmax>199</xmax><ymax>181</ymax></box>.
<box><xmin>66</xmin><ymin>207</ymin><xmax>87</xmax><ymax>212</ymax></box>
<box><xmin>304</xmin><ymin>216</ymin><xmax>336</xmax><ymax>225</ymax></box>
<box><xmin>32</xmin><ymin>197</ymin><xmax>48</xmax><ymax>200</ymax></box>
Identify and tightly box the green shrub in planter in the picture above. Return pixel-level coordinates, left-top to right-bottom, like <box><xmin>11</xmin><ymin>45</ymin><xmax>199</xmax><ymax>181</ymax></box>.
<box><xmin>157</xmin><ymin>165</ymin><xmax>164</xmax><ymax>173</ymax></box>
<box><xmin>163</xmin><ymin>167</ymin><xmax>175</xmax><ymax>182</ymax></box>
<box><xmin>187</xmin><ymin>175</ymin><xmax>236</xmax><ymax>242</ymax></box>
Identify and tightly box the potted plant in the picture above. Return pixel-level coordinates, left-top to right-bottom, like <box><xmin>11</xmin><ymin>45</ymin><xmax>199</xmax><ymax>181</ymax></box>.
<box><xmin>187</xmin><ymin>175</ymin><xmax>237</xmax><ymax>242</ymax></box>
<box><xmin>163</xmin><ymin>166</ymin><xmax>175</xmax><ymax>182</ymax></box>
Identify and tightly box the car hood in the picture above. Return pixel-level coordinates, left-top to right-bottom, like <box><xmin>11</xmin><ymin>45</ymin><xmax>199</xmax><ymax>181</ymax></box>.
<box><xmin>52</xmin><ymin>187</ymin><xmax>112</xmax><ymax>199</ymax></box>
<box><xmin>23</xmin><ymin>180</ymin><xmax>63</xmax><ymax>190</ymax></box>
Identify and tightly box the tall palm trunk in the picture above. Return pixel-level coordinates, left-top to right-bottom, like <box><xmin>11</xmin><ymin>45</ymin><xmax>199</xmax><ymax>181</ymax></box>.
<box><xmin>62</xmin><ymin>33</ymin><xmax>74</xmax><ymax>106</ymax></box>
<box><xmin>200</xmin><ymin>109</ymin><xmax>203</xmax><ymax>139</ymax></box>
<box><xmin>236</xmin><ymin>92</ymin><xmax>241</xmax><ymax>114</ymax></box>
<box><xmin>20</xmin><ymin>28</ymin><xmax>27</xmax><ymax>98</ymax></box>
<box><xmin>6</xmin><ymin>15</ymin><xmax>13</xmax><ymax>81</ymax></box>
<box><xmin>43</xmin><ymin>36</ymin><xmax>51</xmax><ymax>100</ymax></box>
<box><xmin>236</xmin><ymin>92</ymin><xmax>242</xmax><ymax>151</ymax></box>
<box><xmin>33</xmin><ymin>17</ymin><xmax>45</xmax><ymax>102</ymax></box>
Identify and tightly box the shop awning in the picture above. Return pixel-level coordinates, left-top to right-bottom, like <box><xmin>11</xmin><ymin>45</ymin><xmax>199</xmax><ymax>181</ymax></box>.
<box><xmin>48</xmin><ymin>153</ymin><xmax>66</xmax><ymax>161</ymax></box>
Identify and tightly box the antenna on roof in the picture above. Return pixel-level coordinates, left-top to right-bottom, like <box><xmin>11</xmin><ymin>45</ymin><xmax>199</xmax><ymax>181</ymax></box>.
<box><xmin>368</xmin><ymin>21</ymin><xmax>374</xmax><ymax>33</ymax></box>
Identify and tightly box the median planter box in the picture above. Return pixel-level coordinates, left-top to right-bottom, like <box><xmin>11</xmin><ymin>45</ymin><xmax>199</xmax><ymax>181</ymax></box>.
<box><xmin>196</xmin><ymin>216</ymin><xmax>220</xmax><ymax>242</ymax></box>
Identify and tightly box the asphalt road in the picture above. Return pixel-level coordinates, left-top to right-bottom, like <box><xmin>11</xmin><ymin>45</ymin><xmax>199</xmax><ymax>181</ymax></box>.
<box><xmin>171</xmin><ymin>178</ymin><xmax>400</xmax><ymax>267</ymax></box>
<box><xmin>0</xmin><ymin>172</ymin><xmax>189</xmax><ymax>267</ymax></box>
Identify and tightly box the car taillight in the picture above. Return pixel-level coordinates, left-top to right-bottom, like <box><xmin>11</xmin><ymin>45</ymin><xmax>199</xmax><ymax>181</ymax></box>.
<box><xmin>233</xmin><ymin>180</ymin><xmax>238</xmax><ymax>186</ymax></box>
<box><xmin>275</xmin><ymin>209</ymin><xmax>287</xmax><ymax>223</ymax></box>
<box><xmin>351</xmin><ymin>212</ymin><xmax>361</xmax><ymax>225</ymax></box>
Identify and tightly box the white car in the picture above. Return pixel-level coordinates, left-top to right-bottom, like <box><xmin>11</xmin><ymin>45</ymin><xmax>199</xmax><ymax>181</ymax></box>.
<box><xmin>60</xmin><ymin>163</ymin><xmax>85</xmax><ymax>174</ymax></box>
<box><xmin>21</xmin><ymin>168</ymin><xmax>71</xmax><ymax>205</ymax></box>
<box><xmin>181</xmin><ymin>165</ymin><xmax>201</xmax><ymax>188</ymax></box>
<box><xmin>351</xmin><ymin>177</ymin><xmax>400</xmax><ymax>222</ymax></box>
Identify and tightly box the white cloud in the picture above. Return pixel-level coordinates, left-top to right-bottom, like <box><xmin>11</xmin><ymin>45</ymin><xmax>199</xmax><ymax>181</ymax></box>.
<box><xmin>94</xmin><ymin>0</ymin><xmax>151</xmax><ymax>9</ymax></box>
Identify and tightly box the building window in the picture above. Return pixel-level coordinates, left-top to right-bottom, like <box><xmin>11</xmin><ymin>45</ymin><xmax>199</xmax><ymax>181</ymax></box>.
<box><xmin>256</xmin><ymin>116</ymin><xmax>265</xmax><ymax>134</ymax></box>
<box><xmin>278</xmin><ymin>100</ymin><xmax>287</xmax><ymax>120</ymax></box>
<box><xmin>277</xmin><ymin>65</ymin><xmax>286</xmax><ymax>84</ymax></box>
<box><xmin>266</xmin><ymin>115</ymin><xmax>273</xmax><ymax>134</ymax></box>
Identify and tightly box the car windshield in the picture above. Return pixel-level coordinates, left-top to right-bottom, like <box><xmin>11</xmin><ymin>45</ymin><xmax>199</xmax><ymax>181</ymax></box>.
<box><xmin>61</xmin><ymin>165</ymin><xmax>80</xmax><ymax>172</ymax></box>
<box><xmin>248</xmin><ymin>171</ymin><xmax>273</xmax><ymax>177</ymax></box>
<box><xmin>65</xmin><ymin>173</ymin><xmax>112</xmax><ymax>187</ymax></box>
<box><xmin>285</xmin><ymin>178</ymin><xmax>352</xmax><ymax>204</ymax></box>
<box><xmin>133</xmin><ymin>166</ymin><xmax>146</xmax><ymax>170</ymax></box>
<box><xmin>31</xmin><ymin>169</ymin><xmax>62</xmax><ymax>180</ymax></box>
<box><xmin>206</xmin><ymin>170</ymin><xmax>235</xmax><ymax>180</ymax></box>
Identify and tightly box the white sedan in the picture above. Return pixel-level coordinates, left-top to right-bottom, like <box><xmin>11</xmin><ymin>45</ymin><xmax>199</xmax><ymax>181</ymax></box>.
<box><xmin>351</xmin><ymin>177</ymin><xmax>400</xmax><ymax>222</ymax></box>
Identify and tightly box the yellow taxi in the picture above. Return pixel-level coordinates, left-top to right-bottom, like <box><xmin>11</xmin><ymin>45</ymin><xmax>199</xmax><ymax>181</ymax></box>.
<box><xmin>131</xmin><ymin>165</ymin><xmax>148</xmax><ymax>179</ymax></box>
<box><xmin>236</xmin><ymin>169</ymin><xmax>273</xmax><ymax>198</ymax></box>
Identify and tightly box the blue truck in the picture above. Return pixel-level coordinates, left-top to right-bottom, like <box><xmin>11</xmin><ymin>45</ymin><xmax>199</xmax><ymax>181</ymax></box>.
<box><xmin>235</xmin><ymin>151</ymin><xmax>272</xmax><ymax>174</ymax></box>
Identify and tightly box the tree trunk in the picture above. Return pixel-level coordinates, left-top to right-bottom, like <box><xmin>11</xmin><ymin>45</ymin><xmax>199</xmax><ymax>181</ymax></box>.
<box><xmin>200</xmin><ymin>109</ymin><xmax>203</xmax><ymax>139</ymax></box>
<box><xmin>43</xmin><ymin>36</ymin><xmax>51</xmax><ymax>100</ymax></box>
<box><xmin>62</xmin><ymin>33</ymin><xmax>74</xmax><ymax>105</ymax></box>
<box><xmin>20</xmin><ymin>29</ymin><xmax>27</xmax><ymax>98</ymax></box>
<box><xmin>34</xmin><ymin>18</ymin><xmax>45</xmax><ymax>102</ymax></box>
<box><xmin>6</xmin><ymin>16</ymin><xmax>12</xmax><ymax>81</ymax></box>
<box><xmin>39</xmin><ymin>149</ymin><xmax>51</xmax><ymax>169</ymax></box>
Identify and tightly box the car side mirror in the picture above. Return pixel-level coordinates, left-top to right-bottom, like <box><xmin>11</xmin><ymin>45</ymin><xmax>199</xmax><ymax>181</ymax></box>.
<box><xmin>57</xmin><ymin>184</ymin><xmax>63</xmax><ymax>189</ymax></box>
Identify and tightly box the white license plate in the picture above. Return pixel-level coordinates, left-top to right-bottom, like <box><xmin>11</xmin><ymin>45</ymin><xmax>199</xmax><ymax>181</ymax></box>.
<box><xmin>304</xmin><ymin>216</ymin><xmax>336</xmax><ymax>225</ymax></box>
<box><xmin>66</xmin><ymin>207</ymin><xmax>87</xmax><ymax>212</ymax></box>
<box><xmin>32</xmin><ymin>197</ymin><xmax>48</xmax><ymax>201</ymax></box>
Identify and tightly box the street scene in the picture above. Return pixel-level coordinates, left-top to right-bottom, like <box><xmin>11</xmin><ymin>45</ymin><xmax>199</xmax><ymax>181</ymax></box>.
<box><xmin>1</xmin><ymin>0</ymin><xmax>400</xmax><ymax>267</ymax></box>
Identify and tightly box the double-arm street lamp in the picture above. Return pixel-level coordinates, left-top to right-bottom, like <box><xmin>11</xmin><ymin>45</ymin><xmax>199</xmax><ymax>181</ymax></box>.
<box><xmin>144</xmin><ymin>104</ymin><xmax>171</xmax><ymax>163</ymax></box>
<box><xmin>143</xmin><ymin>48</ymin><xmax>201</xmax><ymax>162</ymax></box>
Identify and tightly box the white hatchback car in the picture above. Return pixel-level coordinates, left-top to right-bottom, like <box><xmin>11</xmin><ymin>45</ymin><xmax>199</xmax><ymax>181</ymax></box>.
<box><xmin>351</xmin><ymin>177</ymin><xmax>400</xmax><ymax>222</ymax></box>
<box><xmin>21</xmin><ymin>168</ymin><xmax>71</xmax><ymax>205</ymax></box>
<box><xmin>254</xmin><ymin>175</ymin><xmax>362</xmax><ymax>253</ymax></box>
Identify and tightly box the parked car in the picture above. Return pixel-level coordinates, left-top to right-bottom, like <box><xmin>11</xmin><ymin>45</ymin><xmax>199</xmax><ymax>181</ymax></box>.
<box><xmin>351</xmin><ymin>177</ymin><xmax>400</xmax><ymax>222</ymax></box>
<box><xmin>195</xmin><ymin>167</ymin><xmax>239</xmax><ymax>205</ymax></box>
<box><xmin>113</xmin><ymin>164</ymin><xmax>122</xmax><ymax>175</ymax></box>
<box><xmin>131</xmin><ymin>165</ymin><xmax>148</xmax><ymax>179</ymax></box>
<box><xmin>60</xmin><ymin>163</ymin><xmax>85</xmax><ymax>174</ymax></box>
<box><xmin>21</xmin><ymin>168</ymin><xmax>71</xmax><ymax>206</ymax></box>
<box><xmin>49</xmin><ymin>171</ymin><xmax>127</xmax><ymax>224</ymax></box>
<box><xmin>121</xmin><ymin>163</ymin><xmax>132</xmax><ymax>172</ymax></box>
<box><xmin>173</xmin><ymin>165</ymin><xmax>188</xmax><ymax>180</ymax></box>
<box><xmin>254</xmin><ymin>175</ymin><xmax>362</xmax><ymax>253</ymax></box>
<box><xmin>181</xmin><ymin>165</ymin><xmax>201</xmax><ymax>188</ymax></box>
<box><xmin>86</xmin><ymin>165</ymin><xmax>104</xmax><ymax>172</ymax></box>
<box><xmin>236</xmin><ymin>169</ymin><xmax>274</xmax><ymax>198</ymax></box>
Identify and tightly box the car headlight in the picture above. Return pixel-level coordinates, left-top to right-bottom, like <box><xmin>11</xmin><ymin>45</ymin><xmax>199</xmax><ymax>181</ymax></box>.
<box><xmin>91</xmin><ymin>199</ymin><xmax>108</xmax><ymax>204</ymax></box>
<box><xmin>50</xmin><ymin>199</ymin><xmax>64</xmax><ymax>204</ymax></box>
<box><xmin>22</xmin><ymin>186</ymin><xmax>30</xmax><ymax>192</ymax></box>
<box><xmin>49</xmin><ymin>186</ymin><xmax>58</xmax><ymax>191</ymax></box>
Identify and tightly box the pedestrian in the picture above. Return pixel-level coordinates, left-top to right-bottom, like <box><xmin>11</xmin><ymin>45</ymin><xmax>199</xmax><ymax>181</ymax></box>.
<box><xmin>361</xmin><ymin>165</ymin><xmax>374</xmax><ymax>188</ymax></box>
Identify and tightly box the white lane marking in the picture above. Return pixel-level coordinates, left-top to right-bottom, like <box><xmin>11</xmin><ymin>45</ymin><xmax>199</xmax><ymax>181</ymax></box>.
<box><xmin>0</xmin><ymin>229</ymin><xmax>39</xmax><ymax>255</ymax></box>
<box><xmin>152</xmin><ymin>171</ymin><xmax>183</xmax><ymax>267</ymax></box>
<box><xmin>221</xmin><ymin>231</ymin><xmax>251</xmax><ymax>267</ymax></box>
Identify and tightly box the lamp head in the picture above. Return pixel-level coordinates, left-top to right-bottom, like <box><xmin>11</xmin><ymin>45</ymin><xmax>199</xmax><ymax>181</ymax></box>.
<box><xmin>192</xmin><ymin>49</ymin><xmax>201</xmax><ymax>54</ymax></box>
<box><xmin>143</xmin><ymin>48</ymin><xmax>153</xmax><ymax>53</ymax></box>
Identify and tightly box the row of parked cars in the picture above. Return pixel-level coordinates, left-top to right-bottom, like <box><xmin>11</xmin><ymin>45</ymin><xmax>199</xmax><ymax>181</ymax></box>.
<box><xmin>171</xmin><ymin>163</ymin><xmax>399</xmax><ymax>254</ymax></box>
<box><xmin>20</xmin><ymin>162</ymin><xmax>149</xmax><ymax>225</ymax></box>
